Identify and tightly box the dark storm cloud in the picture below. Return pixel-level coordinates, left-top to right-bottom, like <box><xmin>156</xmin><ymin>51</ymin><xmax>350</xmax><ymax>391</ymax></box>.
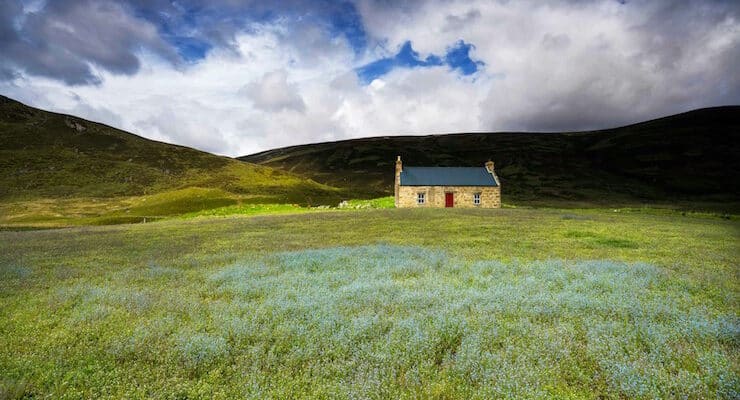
<box><xmin>443</xmin><ymin>9</ymin><xmax>481</xmax><ymax>32</ymax></box>
<box><xmin>0</xmin><ymin>1</ymin><xmax>21</xmax><ymax>40</ymax></box>
<box><xmin>124</xmin><ymin>0</ymin><xmax>254</xmax><ymax>55</ymax></box>
<box><xmin>630</xmin><ymin>0</ymin><xmax>740</xmax><ymax>70</ymax></box>
<box><xmin>478</xmin><ymin>0</ymin><xmax>740</xmax><ymax>132</ymax></box>
<box><xmin>0</xmin><ymin>0</ymin><xmax>178</xmax><ymax>85</ymax></box>
<box><xmin>624</xmin><ymin>0</ymin><xmax>740</xmax><ymax>117</ymax></box>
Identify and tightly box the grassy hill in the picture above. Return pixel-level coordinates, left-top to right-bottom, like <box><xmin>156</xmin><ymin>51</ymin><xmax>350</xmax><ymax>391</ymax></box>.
<box><xmin>0</xmin><ymin>95</ymin><xmax>339</xmax><ymax>202</ymax></box>
<box><xmin>0</xmin><ymin>95</ymin><xmax>342</xmax><ymax>225</ymax></box>
<box><xmin>240</xmin><ymin>107</ymin><xmax>740</xmax><ymax>209</ymax></box>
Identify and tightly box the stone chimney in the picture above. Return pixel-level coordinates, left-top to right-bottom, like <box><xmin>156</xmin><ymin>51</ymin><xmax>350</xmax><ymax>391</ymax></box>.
<box><xmin>394</xmin><ymin>156</ymin><xmax>402</xmax><ymax>207</ymax></box>
<box><xmin>485</xmin><ymin>160</ymin><xmax>494</xmax><ymax>172</ymax></box>
<box><xmin>485</xmin><ymin>160</ymin><xmax>501</xmax><ymax>187</ymax></box>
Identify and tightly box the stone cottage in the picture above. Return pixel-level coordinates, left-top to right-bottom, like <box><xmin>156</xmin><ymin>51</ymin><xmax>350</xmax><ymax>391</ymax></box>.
<box><xmin>394</xmin><ymin>157</ymin><xmax>501</xmax><ymax>208</ymax></box>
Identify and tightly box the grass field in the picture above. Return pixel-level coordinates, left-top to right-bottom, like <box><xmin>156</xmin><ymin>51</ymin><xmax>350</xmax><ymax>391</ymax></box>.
<box><xmin>0</xmin><ymin>194</ymin><xmax>387</xmax><ymax>229</ymax></box>
<box><xmin>1</xmin><ymin>208</ymin><xmax>737</xmax><ymax>399</ymax></box>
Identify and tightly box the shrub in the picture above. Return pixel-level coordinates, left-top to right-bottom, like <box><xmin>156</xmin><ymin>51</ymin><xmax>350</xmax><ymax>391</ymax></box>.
<box><xmin>175</xmin><ymin>333</ymin><xmax>229</xmax><ymax>371</ymax></box>
<box><xmin>0</xmin><ymin>264</ymin><xmax>31</xmax><ymax>280</ymax></box>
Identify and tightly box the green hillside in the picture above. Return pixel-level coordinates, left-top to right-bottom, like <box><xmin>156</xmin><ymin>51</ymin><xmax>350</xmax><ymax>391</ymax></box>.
<box><xmin>240</xmin><ymin>107</ymin><xmax>740</xmax><ymax>210</ymax></box>
<box><xmin>0</xmin><ymin>95</ymin><xmax>342</xmax><ymax>226</ymax></box>
<box><xmin>0</xmin><ymin>95</ymin><xmax>339</xmax><ymax>202</ymax></box>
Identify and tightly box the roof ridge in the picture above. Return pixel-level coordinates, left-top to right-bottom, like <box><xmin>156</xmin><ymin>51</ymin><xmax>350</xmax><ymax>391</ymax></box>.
<box><xmin>404</xmin><ymin>166</ymin><xmax>485</xmax><ymax>168</ymax></box>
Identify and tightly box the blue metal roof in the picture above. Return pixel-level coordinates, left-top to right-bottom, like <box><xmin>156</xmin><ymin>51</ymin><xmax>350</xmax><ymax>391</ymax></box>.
<box><xmin>400</xmin><ymin>167</ymin><xmax>498</xmax><ymax>186</ymax></box>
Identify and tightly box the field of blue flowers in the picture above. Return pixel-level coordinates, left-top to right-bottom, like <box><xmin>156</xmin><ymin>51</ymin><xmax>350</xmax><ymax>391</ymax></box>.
<box><xmin>0</xmin><ymin>208</ymin><xmax>737</xmax><ymax>398</ymax></box>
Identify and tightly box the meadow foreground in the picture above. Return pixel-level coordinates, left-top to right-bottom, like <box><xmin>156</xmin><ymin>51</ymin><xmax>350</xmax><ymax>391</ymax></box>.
<box><xmin>1</xmin><ymin>208</ymin><xmax>738</xmax><ymax>399</ymax></box>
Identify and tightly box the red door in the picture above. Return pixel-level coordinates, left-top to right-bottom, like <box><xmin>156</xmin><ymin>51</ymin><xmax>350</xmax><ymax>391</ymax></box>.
<box><xmin>445</xmin><ymin>192</ymin><xmax>454</xmax><ymax>208</ymax></box>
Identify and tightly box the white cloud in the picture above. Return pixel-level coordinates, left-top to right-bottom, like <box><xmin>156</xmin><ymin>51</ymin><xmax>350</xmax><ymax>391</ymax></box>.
<box><xmin>241</xmin><ymin>70</ymin><xmax>306</xmax><ymax>112</ymax></box>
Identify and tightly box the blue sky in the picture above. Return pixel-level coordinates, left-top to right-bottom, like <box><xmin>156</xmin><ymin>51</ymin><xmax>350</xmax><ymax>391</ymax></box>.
<box><xmin>0</xmin><ymin>0</ymin><xmax>738</xmax><ymax>156</ymax></box>
<box><xmin>357</xmin><ymin>40</ymin><xmax>484</xmax><ymax>84</ymax></box>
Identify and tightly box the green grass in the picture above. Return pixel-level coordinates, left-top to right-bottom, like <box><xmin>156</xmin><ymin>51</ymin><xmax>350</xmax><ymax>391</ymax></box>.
<box><xmin>1</xmin><ymin>208</ymin><xmax>737</xmax><ymax>398</ymax></box>
<box><xmin>0</xmin><ymin>195</ymin><xmax>396</xmax><ymax>228</ymax></box>
<box><xmin>182</xmin><ymin>203</ymin><xmax>312</xmax><ymax>218</ymax></box>
<box><xmin>339</xmin><ymin>196</ymin><xmax>395</xmax><ymax>209</ymax></box>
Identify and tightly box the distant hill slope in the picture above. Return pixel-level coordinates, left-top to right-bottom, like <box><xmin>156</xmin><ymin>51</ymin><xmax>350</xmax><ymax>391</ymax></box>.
<box><xmin>0</xmin><ymin>95</ymin><xmax>338</xmax><ymax>204</ymax></box>
<box><xmin>240</xmin><ymin>107</ymin><xmax>740</xmax><ymax>207</ymax></box>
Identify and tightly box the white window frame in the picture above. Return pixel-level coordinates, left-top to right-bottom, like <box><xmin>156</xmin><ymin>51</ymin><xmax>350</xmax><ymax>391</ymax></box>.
<box><xmin>417</xmin><ymin>192</ymin><xmax>426</xmax><ymax>205</ymax></box>
<box><xmin>473</xmin><ymin>192</ymin><xmax>481</xmax><ymax>205</ymax></box>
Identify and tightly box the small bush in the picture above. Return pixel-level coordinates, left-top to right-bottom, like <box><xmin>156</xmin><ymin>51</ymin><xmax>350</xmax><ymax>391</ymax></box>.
<box><xmin>146</xmin><ymin>262</ymin><xmax>182</xmax><ymax>279</ymax></box>
<box><xmin>55</xmin><ymin>284</ymin><xmax>152</xmax><ymax>322</ymax></box>
<box><xmin>0</xmin><ymin>264</ymin><xmax>31</xmax><ymax>280</ymax></box>
<box><xmin>0</xmin><ymin>378</ymin><xmax>32</xmax><ymax>400</ymax></box>
<box><xmin>175</xmin><ymin>333</ymin><xmax>229</xmax><ymax>371</ymax></box>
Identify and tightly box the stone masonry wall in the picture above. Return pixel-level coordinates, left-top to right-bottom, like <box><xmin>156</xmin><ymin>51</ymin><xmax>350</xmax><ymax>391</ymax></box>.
<box><xmin>397</xmin><ymin>185</ymin><xmax>501</xmax><ymax>208</ymax></box>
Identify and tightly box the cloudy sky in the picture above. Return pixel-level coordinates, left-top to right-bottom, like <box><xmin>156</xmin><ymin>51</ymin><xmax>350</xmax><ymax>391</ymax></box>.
<box><xmin>1</xmin><ymin>0</ymin><xmax>738</xmax><ymax>156</ymax></box>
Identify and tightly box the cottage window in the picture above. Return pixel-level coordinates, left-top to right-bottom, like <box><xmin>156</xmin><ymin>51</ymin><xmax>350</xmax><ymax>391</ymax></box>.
<box><xmin>473</xmin><ymin>193</ymin><xmax>481</xmax><ymax>205</ymax></box>
<box><xmin>417</xmin><ymin>192</ymin><xmax>426</xmax><ymax>205</ymax></box>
